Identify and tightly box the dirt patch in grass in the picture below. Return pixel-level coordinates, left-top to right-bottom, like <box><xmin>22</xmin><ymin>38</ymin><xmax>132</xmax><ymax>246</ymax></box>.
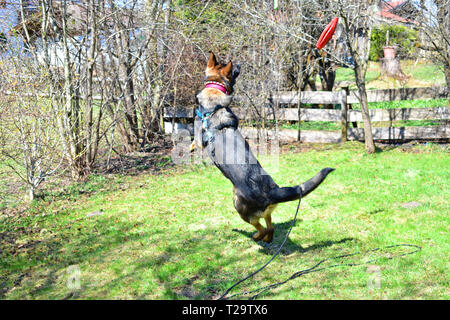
<box><xmin>375</xmin><ymin>141</ymin><xmax>449</xmax><ymax>153</ymax></box>
<box><xmin>280</xmin><ymin>140</ymin><xmax>449</xmax><ymax>155</ymax></box>
<box><xmin>96</xmin><ymin>135</ymin><xmax>175</xmax><ymax>176</ymax></box>
<box><xmin>0</xmin><ymin>135</ymin><xmax>177</xmax><ymax>211</ymax></box>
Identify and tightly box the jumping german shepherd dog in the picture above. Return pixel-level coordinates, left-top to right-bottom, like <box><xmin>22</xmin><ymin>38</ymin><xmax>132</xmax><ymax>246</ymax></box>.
<box><xmin>195</xmin><ymin>52</ymin><xmax>335</xmax><ymax>243</ymax></box>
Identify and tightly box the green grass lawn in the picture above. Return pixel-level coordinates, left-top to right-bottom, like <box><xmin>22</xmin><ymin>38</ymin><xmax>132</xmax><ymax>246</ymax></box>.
<box><xmin>350</xmin><ymin>98</ymin><xmax>449</xmax><ymax>110</ymax></box>
<box><xmin>335</xmin><ymin>63</ymin><xmax>381</xmax><ymax>86</ymax></box>
<box><xmin>0</xmin><ymin>142</ymin><xmax>449</xmax><ymax>299</ymax></box>
<box><xmin>0</xmin><ymin>160</ymin><xmax>26</xmax><ymax>210</ymax></box>
<box><xmin>280</xmin><ymin>119</ymin><xmax>447</xmax><ymax>132</ymax></box>
<box><xmin>275</xmin><ymin>97</ymin><xmax>448</xmax><ymax>131</ymax></box>
<box><xmin>334</xmin><ymin>60</ymin><xmax>446</xmax><ymax>89</ymax></box>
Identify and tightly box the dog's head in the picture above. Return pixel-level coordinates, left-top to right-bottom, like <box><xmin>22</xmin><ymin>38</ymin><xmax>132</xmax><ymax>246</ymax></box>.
<box><xmin>204</xmin><ymin>52</ymin><xmax>240</xmax><ymax>94</ymax></box>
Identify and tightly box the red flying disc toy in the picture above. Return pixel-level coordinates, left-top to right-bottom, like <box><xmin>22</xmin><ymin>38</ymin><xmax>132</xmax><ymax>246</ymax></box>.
<box><xmin>316</xmin><ymin>17</ymin><xmax>339</xmax><ymax>50</ymax></box>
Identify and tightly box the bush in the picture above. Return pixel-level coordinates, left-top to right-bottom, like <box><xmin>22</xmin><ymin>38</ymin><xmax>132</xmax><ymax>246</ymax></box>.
<box><xmin>370</xmin><ymin>24</ymin><xmax>417</xmax><ymax>61</ymax></box>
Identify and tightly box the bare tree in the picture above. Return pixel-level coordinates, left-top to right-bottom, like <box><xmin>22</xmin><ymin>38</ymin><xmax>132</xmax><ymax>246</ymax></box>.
<box><xmin>336</xmin><ymin>0</ymin><xmax>376</xmax><ymax>153</ymax></box>
<box><xmin>0</xmin><ymin>0</ymin><xmax>387</xmax><ymax>202</ymax></box>
<box><xmin>0</xmin><ymin>55</ymin><xmax>63</xmax><ymax>201</ymax></box>
<box><xmin>414</xmin><ymin>0</ymin><xmax>450</xmax><ymax>91</ymax></box>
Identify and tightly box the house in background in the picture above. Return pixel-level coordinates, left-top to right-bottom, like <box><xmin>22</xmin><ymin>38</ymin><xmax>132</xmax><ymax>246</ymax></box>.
<box><xmin>3</xmin><ymin>1</ymin><xmax>143</xmax><ymax>63</ymax></box>
<box><xmin>10</xmin><ymin>0</ymin><xmax>89</xmax><ymax>41</ymax></box>
<box><xmin>374</xmin><ymin>0</ymin><xmax>419</xmax><ymax>26</ymax></box>
<box><xmin>1</xmin><ymin>0</ymin><xmax>149</xmax><ymax>93</ymax></box>
<box><xmin>374</xmin><ymin>1</ymin><xmax>438</xmax><ymax>60</ymax></box>
<box><xmin>0</xmin><ymin>0</ymin><xmax>20</xmax><ymax>51</ymax></box>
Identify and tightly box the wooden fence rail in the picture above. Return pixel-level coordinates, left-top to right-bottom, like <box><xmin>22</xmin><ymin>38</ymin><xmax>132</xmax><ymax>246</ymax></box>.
<box><xmin>271</xmin><ymin>86</ymin><xmax>448</xmax><ymax>105</ymax></box>
<box><xmin>165</xmin><ymin>86</ymin><xmax>449</xmax><ymax>143</ymax></box>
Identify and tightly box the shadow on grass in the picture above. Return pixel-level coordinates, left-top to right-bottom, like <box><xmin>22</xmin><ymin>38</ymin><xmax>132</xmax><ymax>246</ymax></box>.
<box><xmin>0</xmin><ymin>215</ymin><xmax>164</xmax><ymax>299</ymax></box>
<box><xmin>1</xmin><ymin>212</ymin><xmax>247</xmax><ymax>300</ymax></box>
<box><xmin>233</xmin><ymin>219</ymin><xmax>355</xmax><ymax>255</ymax></box>
<box><xmin>1</xmin><ymin>213</ymin><xmax>353</xmax><ymax>300</ymax></box>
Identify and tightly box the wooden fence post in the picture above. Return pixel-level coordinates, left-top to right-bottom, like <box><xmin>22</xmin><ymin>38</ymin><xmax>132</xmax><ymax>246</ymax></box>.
<box><xmin>340</xmin><ymin>90</ymin><xmax>348</xmax><ymax>142</ymax></box>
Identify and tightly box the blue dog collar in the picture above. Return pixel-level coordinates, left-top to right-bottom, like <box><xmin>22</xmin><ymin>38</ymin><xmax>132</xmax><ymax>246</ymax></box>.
<box><xmin>195</xmin><ymin>109</ymin><xmax>211</xmax><ymax>129</ymax></box>
<box><xmin>195</xmin><ymin>106</ymin><xmax>222</xmax><ymax>144</ymax></box>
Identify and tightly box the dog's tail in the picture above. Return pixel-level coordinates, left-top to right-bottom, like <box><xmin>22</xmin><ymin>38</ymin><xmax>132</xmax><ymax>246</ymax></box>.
<box><xmin>268</xmin><ymin>168</ymin><xmax>335</xmax><ymax>204</ymax></box>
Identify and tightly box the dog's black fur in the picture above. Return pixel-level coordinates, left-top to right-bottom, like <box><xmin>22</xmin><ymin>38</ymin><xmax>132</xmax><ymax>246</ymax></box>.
<box><xmin>196</xmin><ymin>52</ymin><xmax>335</xmax><ymax>242</ymax></box>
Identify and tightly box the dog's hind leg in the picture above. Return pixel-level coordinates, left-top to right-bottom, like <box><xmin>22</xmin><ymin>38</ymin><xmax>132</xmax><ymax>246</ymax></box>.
<box><xmin>262</xmin><ymin>205</ymin><xmax>276</xmax><ymax>243</ymax></box>
<box><xmin>250</xmin><ymin>219</ymin><xmax>267</xmax><ymax>241</ymax></box>
<box><xmin>263</xmin><ymin>215</ymin><xmax>274</xmax><ymax>243</ymax></box>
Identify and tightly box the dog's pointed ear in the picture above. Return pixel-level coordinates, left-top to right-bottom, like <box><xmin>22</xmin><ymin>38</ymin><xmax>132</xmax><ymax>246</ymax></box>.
<box><xmin>232</xmin><ymin>63</ymin><xmax>241</xmax><ymax>81</ymax></box>
<box><xmin>207</xmin><ymin>52</ymin><xmax>217</xmax><ymax>68</ymax></box>
<box><xmin>222</xmin><ymin>60</ymin><xmax>233</xmax><ymax>77</ymax></box>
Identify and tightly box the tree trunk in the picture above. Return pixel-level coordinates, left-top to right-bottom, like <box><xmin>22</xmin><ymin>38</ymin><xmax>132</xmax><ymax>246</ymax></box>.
<box><xmin>62</xmin><ymin>0</ymin><xmax>83</xmax><ymax>179</ymax></box>
<box><xmin>155</xmin><ymin>0</ymin><xmax>171</xmax><ymax>133</ymax></box>
<box><xmin>85</xmin><ymin>0</ymin><xmax>97</xmax><ymax>169</ymax></box>
<box><xmin>317</xmin><ymin>56</ymin><xmax>336</xmax><ymax>108</ymax></box>
<box><xmin>111</xmin><ymin>1</ymin><xmax>140</xmax><ymax>151</ymax></box>
<box><xmin>341</xmin><ymin>4</ymin><xmax>375</xmax><ymax>154</ymax></box>
<box><xmin>355</xmin><ymin>69</ymin><xmax>375</xmax><ymax>154</ymax></box>
<box><xmin>29</xmin><ymin>186</ymin><xmax>35</xmax><ymax>202</ymax></box>
<box><xmin>297</xmin><ymin>52</ymin><xmax>304</xmax><ymax>141</ymax></box>
<box><xmin>444</xmin><ymin>62</ymin><xmax>450</xmax><ymax>96</ymax></box>
<box><xmin>380</xmin><ymin>57</ymin><xmax>408</xmax><ymax>81</ymax></box>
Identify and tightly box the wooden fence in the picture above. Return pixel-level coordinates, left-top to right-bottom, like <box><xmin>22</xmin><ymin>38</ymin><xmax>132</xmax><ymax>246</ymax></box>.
<box><xmin>164</xmin><ymin>86</ymin><xmax>449</xmax><ymax>143</ymax></box>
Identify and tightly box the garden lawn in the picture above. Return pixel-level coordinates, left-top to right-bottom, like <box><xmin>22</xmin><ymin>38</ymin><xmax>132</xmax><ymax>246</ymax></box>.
<box><xmin>0</xmin><ymin>142</ymin><xmax>448</xmax><ymax>299</ymax></box>
<box><xmin>334</xmin><ymin>60</ymin><xmax>446</xmax><ymax>89</ymax></box>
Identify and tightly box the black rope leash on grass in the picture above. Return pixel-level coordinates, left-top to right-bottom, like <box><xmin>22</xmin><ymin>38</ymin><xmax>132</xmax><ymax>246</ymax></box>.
<box><xmin>217</xmin><ymin>190</ymin><xmax>304</xmax><ymax>300</ymax></box>
<box><xmin>217</xmin><ymin>192</ymin><xmax>422</xmax><ymax>300</ymax></box>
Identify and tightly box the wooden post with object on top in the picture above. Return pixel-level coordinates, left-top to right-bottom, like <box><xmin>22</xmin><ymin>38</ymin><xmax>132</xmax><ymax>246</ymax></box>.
<box><xmin>340</xmin><ymin>90</ymin><xmax>348</xmax><ymax>142</ymax></box>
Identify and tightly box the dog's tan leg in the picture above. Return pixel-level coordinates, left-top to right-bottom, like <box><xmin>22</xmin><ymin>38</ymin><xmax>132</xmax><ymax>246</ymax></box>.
<box><xmin>260</xmin><ymin>204</ymin><xmax>276</xmax><ymax>243</ymax></box>
<box><xmin>263</xmin><ymin>214</ymin><xmax>274</xmax><ymax>243</ymax></box>
<box><xmin>190</xmin><ymin>141</ymin><xmax>197</xmax><ymax>152</ymax></box>
<box><xmin>250</xmin><ymin>219</ymin><xmax>267</xmax><ymax>241</ymax></box>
